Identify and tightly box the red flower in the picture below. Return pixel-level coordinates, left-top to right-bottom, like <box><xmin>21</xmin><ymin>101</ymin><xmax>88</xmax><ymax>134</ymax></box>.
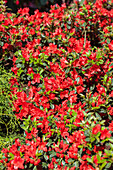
<box><xmin>32</xmin><ymin>73</ymin><xmax>41</xmax><ymax>84</ymax></box>
<box><xmin>49</xmin><ymin>93</ymin><xmax>58</xmax><ymax>100</ymax></box>
<box><xmin>76</xmin><ymin>85</ymin><xmax>85</xmax><ymax>94</ymax></box>
<box><xmin>21</xmin><ymin>33</ymin><xmax>28</xmax><ymax>42</ymax></box>
<box><xmin>96</xmin><ymin>84</ymin><xmax>106</xmax><ymax>95</ymax></box>
<box><xmin>0</xmin><ymin>14</ymin><xmax>4</xmax><ymax>22</ymax></box>
<box><xmin>79</xmin><ymin>56</ymin><xmax>88</xmax><ymax>66</ymax></box>
<box><xmin>27</xmin><ymin>67</ymin><xmax>34</xmax><ymax>74</ymax></box>
<box><xmin>11</xmin><ymin>65</ymin><xmax>18</xmax><ymax>75</ymax></box>
<box><xmin>77</xmin><ymin>110</ymin><xmax>84</xmax><ymax>121</ymax></box>
<box><xmin>31</xmin><ymin>127</ymin><xmax>38</xmax><ymax>137</ymax></box>
<box><xmin>11</xmin><ymin>156</ymin><xmax>24</xmax><ymax>169</ymax></box>
<box><xmin>109</xmin><ymin>121</ymin><xmax>113</xmax><ymax>131</ymax></box>
<box><xmin>82</xmin><ymin>154</ymin><xmax>90</xmax><ymax>160</ymax></box>
<box><xmin>93</xmin><ymin>155</ymin><xmax>98</xmax><ymax>166</ymax></box>
<box><xmin>16</xmin><ymin>0</ymin><xmax>19</xmax><ymax>5</ymax></box>
<box><xmin>34</xmin><ymin>159</ymin><xmax>41</xmax><ymax>166</ymax></box>
<box><xmin>83</xmin><ymin>0</ymin><xmax>88</xmax><ymax>5</ymax></box>
<box><xmin>108</xmin><ymin>40</ymin><xmax>113</xmax><ymax>50</ymax></box>
<box><xmin>68</xmin><ymin>92</ymin><xmax>77</xmax><ymax>104</ymax></box>
<box><xmin>92</xmin><ymin>124</ymin><xmax>101</xmax><ymax>135</ymax></box>
<box><xmin>108</xmin><ymin>106</ymin><xmax>113</xmax><ymax>115</ymax></box>
<box><xmin>109</xmin><ymin>91</ymin><xmax>113</xmax><ymax>97</ymax></box>
<box><xmin>18</xmin><ymin>8</ymin><xmax>29</xmax><ymax>15</ymax></box>
<box><xmin>28</xmin><ymin>28</ymin><xmax>35</xmax><ymax>35</ymax></box>
<box><xmin>80</xmin><ymin>161</ymin><xmax>95</xmax><ymax>170</ymax></box>
<box><xmin>60</xmin><ymin>90</ymin><xmax>69</xmax><ymax>99</ymax></box>
<box><xmin>4</xmin><ymin>0</ymin><xmax>7</xmax><ymax>4</ymax></box>
<box><xmin>25</xmin><ymin>131</ymin><xmax>32</xmax><ymax>139</ymax></box>
<box><xmin>22</xmin><ymin>50</ymin><xmax>30</xmax><ymax>61</ymax></box>
<box><xmin>60</xmin><ymin>57</ymin><xmax>68</xmax><ymax>69</ymax></box>
<box><xmin>100</xmin><ymin>128</ymin><xmax>111</xmax><ymax>140</ymax></box>
<box><xmin>12</xmin><ymin>56</ymin><xmax>17</xmax><ymax>64</ymax></box>
<box><xmin>2</xmin><ymin>43</ymin><xmax>9</xmax><ymax>49</ymax></box>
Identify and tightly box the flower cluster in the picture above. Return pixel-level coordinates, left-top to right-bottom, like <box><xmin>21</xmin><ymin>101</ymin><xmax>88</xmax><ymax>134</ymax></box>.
<box><xmin>0</xmin><ymin>0</ymin><xmax>113</xmax><ymax>169</ymax></box>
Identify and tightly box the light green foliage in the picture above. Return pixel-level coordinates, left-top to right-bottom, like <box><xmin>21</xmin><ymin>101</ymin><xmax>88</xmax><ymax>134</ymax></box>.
<box><xmin>0</xmin><ymin>68</ymin><xmax>20</xmax><ymax>148</ymax></box>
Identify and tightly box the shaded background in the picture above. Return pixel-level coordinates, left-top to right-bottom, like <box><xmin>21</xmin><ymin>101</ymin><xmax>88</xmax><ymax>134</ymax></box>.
<box><xmin>6</xmin><ymin>0</ymin><xmax>76</xmax><ymax>13</ymax></box>
<box><xmin>5</xmin><ymin>0</ymin><xmax>113</xmax><ymax>15</ymax></box>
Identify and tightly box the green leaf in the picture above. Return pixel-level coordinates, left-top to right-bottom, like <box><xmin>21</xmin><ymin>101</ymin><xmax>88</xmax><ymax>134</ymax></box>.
<box><xmin>33</xmin><ymin>166</ymin><xmax>37</xmax><ymax>170</ymax></box>
<box><xmin>80</xmin><ymin>12</ymin><xmax>84</xmax><ymax>16</ymax></box>
<box><xmin>97</xmin><ymin>155</ymin><xmax>101</xmax><ymax>162</ymax></box>
<box><xmin>108</xmin><ymin>138</ymin><xmax>113</xmax><ymax>143</ymax></box>
<box><xmin>14</xmin><ymin>50</ymin><xmax>22</xmax><ymax>56</ymax></box>
<box><xmin>44</xmin><ymin>154</ymin><xmax>48</xmax><ymax>161</ymax></box>
<box><xmin>50</xmin><ymin>151</ymin><xmax>56</xmax><ymax>158</ymax></box>
<box><xmin>42</xmin><ymin>162</ymin><xmax>48</xmax><ymax>168</ymax></box>
<box><xmin>86</xmin><ymin>157</ymin><xmax>92</xmax><ymax>163</ymax></box>
<box><xmin>95</xmin><ymin>112</ymin><xmax>102</xmax><ymax>120</ymax></box>
<box><xmin>82</xmin><ymin>22</ymin><xmax>87</xmax><ymax>27</ymax></box>
<box><xmin>104</xmin><ymin>149</ymin><xmax>111</xmax><ymax>156</ymax></box>
<box><xmin>76</xmin><ymin>77</ymin><xmax>80</xmax><ymax>83</ymax></box>
<box><xmin>86</xmin><ymin>51</ymin><xmax>91</xmax><ymax>57</ymax></box>
<box><xmin>87</xmin><ymin>143</ymin><xmax>92</xmax><ymax>148</ymax></box>
<box><xmin>78</xmin><ymin>145</ymin><xmax>83</xmax><ymax>148</ymax></box>
<box><xmin>67</xmin><ymin>25</ymin><xmax>71</xmax><ymax>29</ymax></box>
<box><xmin>104</xmin><ymin>74</ymin><xmax>108</xmax><ymax>82</ymax></box>
<box><xmin>91</xmin><ymin>137</ymin><xmax>95</xmax><ymax>142</ymax></box>
<box><xmin>9</xmin><ymin>153</ymin><xmax>14</xmax><ymax>160</ymax></box>
<box><xmin>29</xmin><ymin>163</ymin><xmax>33</xmax><ymax>168</ymax></box>
<box><xmin>47</xmin><ymin>139</ymin><xmax>53</xmax><ymax>147</ymax></box>
<box><xmin>24</xmin><ymin>165</ymin><xmax>27</xmax><ymax>168</ymax></box>
<box><xmin>108</xmin><ymin>114</ymin><xmax>112</xmax><ymax>120</ymax></box>
<box><xmin>79</xmin><ymin>148</ymin><xmax>83</xmax><ymax>155</ymax></box>
<box><xmin>0</xmin><ymin>41</ymin><xmax>4</xmax><ymax>46</ymax></box>
<box><xmin>67</xmin><ymin>21</ymin><xmax>71</xmax><ymax>25</ymax></box>
<box><xmin>73</xmin><ymin>161</ymin><xmax>79</xmax><ymax>167</ymax></box>
<box><xmin>72</xmin><ymin>110</ymin><xmax>77</xmax><ymax>117</ymax></box>
<box><xmin>68</xmin><ymin>158</ymin><xmax>73</xmax><ymax>163</ymax></box>
<box><xmin>105</xmin><ymin>162</ymin><xmax>111</xmax><ymax>169</ymax></box>
<box><xmin>110</xmin><ymin>63</ymin><xmax>113</xmax><ymax>67</ymax></box>
<box><xmin>100</xmin><ymin>162</ymin><xmax>107</xmax><ymax>170</ymax></box>
<box><xmin>107</xmin><ymin>38</ymin><xmax>110</xmax><ymax>44</ymax></box>
<box><xmin>16</xmin><ymin>63</ymin><xmax>23</xmax><ymax>68</ymax></box>
<box><xmin>37</xmin><ymin>123</ymin><xmax>42</xmax><ymax>125</ymax></box>
<box><xmin>62</xmin><ymin>160</ymin><xmax>65</xmax><ymax>166</ymax></box>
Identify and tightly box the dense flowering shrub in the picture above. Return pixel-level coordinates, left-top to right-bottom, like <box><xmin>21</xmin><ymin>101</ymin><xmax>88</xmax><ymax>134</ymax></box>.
<box><xmin>0</xmin><ymin>0</ymin><xmax>113</xmax><ymax>169</ymax></box>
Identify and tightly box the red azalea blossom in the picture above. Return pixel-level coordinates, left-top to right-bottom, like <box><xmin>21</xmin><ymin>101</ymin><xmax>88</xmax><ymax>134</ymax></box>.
<box><xmin>96</xmin><ymin>84</ymin><xmax>106</xmax><ymax>95</ymax></box>
<box><xmin>108</xmin><ymin>40</ymin><xmax>113</xmax><ymax>50</ymax></box>
<box><xmin>18</xmin><ymin>8</ymin><xmax>29</xmax><ymax>15</ymax></box>
<box><xmin>32</xmin><ymin>73</ymin><xmax>41</xmax><ymax>84</ymax></box>
<box><xmin>60</xmin><ymin>90</ymin><xmax>69</xmax><ymax>99</ymax></box>
<box><xmin>100</xmin><ymin>128</ymin><xmax>111</xmax><ymax>140</ymax></box>
<box><xmin>92</xmin><ymin>124</ymin><xmax>101</xmax><ymax>135</ymax></box>
<box><xmin>109</xmin><ymin>90</ymin><xmax>113</xmax><ymax>97</ymax></box>
<box><xmin>109</xmin><ymin>121</ymin><xmax>113</xmax><ymax>131</ymax></box>
<box><xmin>76</xmin><ymin>85</ymin><xmax>85</xmax><ymax>94</ymax></box>
<box><xmin>0</xmin><ymin>14</ymin><xmax>4</xmax><ymax>22</ymax></box>
<box><xmin>11</xmin><ymin>156</ymin><xmax>24</xmax><ymax>169</ymax></box>
<box><xmin>16</xmin><ymin>0</ymin><xmax>19</xmax><ymax>5</ymax></box>
<box><xmin>80</xmin><ymin>161</ymin><xmax>95</xmax><ymax>170</ymax></box>
<box><xmin>108</xmin><ymin>106</ymin><xmax>113</xmax><ymax>115</ymax></box>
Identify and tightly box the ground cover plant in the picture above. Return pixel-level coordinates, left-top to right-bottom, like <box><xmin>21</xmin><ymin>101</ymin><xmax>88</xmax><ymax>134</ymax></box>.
<box><xmin>0</xmin><ymin>0</ymin><xmax>113</xmax><ymax>169</ymax></box>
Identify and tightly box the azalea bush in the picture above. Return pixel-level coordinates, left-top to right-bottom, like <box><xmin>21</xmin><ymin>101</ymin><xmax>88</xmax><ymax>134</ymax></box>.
<box><xmin>0</xmin><ymin>0</ymin><xmax>113</xmax><ymax>169</ymax></box>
